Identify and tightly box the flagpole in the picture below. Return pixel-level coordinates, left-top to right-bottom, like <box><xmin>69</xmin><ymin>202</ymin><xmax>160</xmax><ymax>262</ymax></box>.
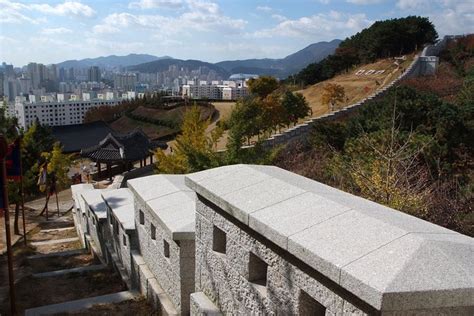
<box><xmin>0</xmin><ymin>134</ymin><xmax>17</xmax><ymax>315</ymax></box>
<box><xmin>19</xmin><ymin>137</ymin><xmax>27</xmax><ymax>246</ymax></box>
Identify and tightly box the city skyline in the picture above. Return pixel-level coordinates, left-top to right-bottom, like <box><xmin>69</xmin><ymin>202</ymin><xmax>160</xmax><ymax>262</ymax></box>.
<box><xmin>1</xmin><ymin>0</ymin><xmax>473</xmax><ymax>67</ymax></box>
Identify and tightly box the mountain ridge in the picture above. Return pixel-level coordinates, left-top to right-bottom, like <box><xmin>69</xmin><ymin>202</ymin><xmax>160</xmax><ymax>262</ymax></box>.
<box><xmin>56</xmin><ymin>54</ymin><xmax>171</xmax><ymax>69</ymax></box>
<box><xmin>54</xmin><ymin>40</ymin><xmax>342</xmax><ymax>78</ymax></box>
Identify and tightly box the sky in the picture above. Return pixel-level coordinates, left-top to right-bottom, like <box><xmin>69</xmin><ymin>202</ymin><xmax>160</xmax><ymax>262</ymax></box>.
<box><xmin>0</xmin><ymin>0</ymin><xmax>473</xmax><ymax>67</ymax></box>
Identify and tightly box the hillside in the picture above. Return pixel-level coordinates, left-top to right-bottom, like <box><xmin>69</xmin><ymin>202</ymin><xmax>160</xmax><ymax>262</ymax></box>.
<box><xmin>216</xmin><ymin>40</ymin><xmax>341</xmax><ymax>78</ymax></box>
<box><xmin>56</xmin><ymin>54</ymin><xmax>170</xmax><ymax>69</ymax></box>
<box><xmin>273</xmin><ymin>35</ymin><xmax>473</xmax><ymax>237</ymax></box>
<box><xmin>110</xmin><ymin>105</ymin><xmax>215</xmax><ymax>140</ymax></box>
<box><xmin>128</xmin><ymin>59</ymin><xmax>229</xmax><ymax>79</ymax></box>
<box><xmin>297</xmin><ymin>55</ymin><xmax>414</xmax><ymax>118</ymax></box>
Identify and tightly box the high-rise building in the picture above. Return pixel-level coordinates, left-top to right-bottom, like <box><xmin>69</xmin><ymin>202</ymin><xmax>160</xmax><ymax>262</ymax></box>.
<box><xmin>113</xmin><ymin>73</ymin><xmax>137</xmax><ymax>91</ymax></box>
<box><xmin>88</xmin><ymin>66</ymin><xmax>101</xmax><ymax>82</ymax></box>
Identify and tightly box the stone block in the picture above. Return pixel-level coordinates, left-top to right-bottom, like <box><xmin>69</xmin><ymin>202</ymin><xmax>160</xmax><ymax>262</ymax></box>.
<box><xmin>190</xmin><ymin>292</ymin><xmax>222</xmax><ymax>316</ymax></box>
<box><xmin>288</xmin><ymin>210</ymin><xmax>407</xmax><ymax>283</ymax></box>
<box><xmin>249</xmin><ymin>192</ymin><xmax>351</xmax><ymax>250</ymax></box>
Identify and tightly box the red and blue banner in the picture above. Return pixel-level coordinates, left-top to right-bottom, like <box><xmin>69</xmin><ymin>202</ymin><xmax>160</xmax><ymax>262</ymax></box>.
<box><xmin>6</xmin><ymin>139</ymin><xmax>21</xmax><ymax>181</ymax></box>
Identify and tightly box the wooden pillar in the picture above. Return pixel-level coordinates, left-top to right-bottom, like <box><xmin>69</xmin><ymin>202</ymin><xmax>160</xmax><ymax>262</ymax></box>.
<box><xmin>140</xmin><ymin>159</ymin><xmax>143</xmax><ymax>168</ymax></box>
<box><xmin>149</xmin><ymin>155</ymin><xmax>153</xmax><ymax>164</ymax></box>
<box><xmin>107</xmin><ymin>163</ymin><xmax>111</xmax><ymax>181</ymax></box>
<box><xmin>97</xmin><ymin>162</ymin><xmax>102</xmax><ymax>179</ymax></box>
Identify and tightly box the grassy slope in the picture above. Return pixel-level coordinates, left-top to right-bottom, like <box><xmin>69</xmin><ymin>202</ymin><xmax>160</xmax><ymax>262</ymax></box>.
<box><xmin>110</xmin><ymin>105</ymin><xmax>215</xmax><ymax>140</ymax></box>
<box><xmin>297</xmin><ymin>55</ymin><xmax>414</xmax><ymax>118</ymax></box>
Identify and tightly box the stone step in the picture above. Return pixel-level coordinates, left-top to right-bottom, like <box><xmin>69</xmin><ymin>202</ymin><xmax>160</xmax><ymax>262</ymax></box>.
<box><xmin>40</xmin><ymin>226</ymin><xmax>75</xmax><ymax>233</ymax></box>
<box><xmin>30</xmin><ymin>237</ymin><xmax>79</xmax><ymax>246</ymax></box>
<box><xmin>32</xmin><ymin>264</ymin><xmax>107</xmax><ymax>278</ymax></box>
<box><xmin>24</xmin><ymin>290</ymin><xmax>139</xmax><ymax>316</ymax></box>
<box><xmin>27</xmin><ymin>248</ymin><xmax>85</xmax><ymax>260</ymax></box>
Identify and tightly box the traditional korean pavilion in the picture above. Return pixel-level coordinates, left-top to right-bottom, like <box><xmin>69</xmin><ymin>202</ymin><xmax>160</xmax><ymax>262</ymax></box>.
<box><xmin>81</xmin><ymin>129</ymin><xmax>167</xmax><ymax>180</ymax></box>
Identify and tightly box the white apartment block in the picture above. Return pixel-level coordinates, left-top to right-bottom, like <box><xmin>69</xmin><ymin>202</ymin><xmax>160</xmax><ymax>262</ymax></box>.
<box><xmin>182</xmin><ymin>80</ymin><xmax>249</xmax><ymax>100</ymax></box>
<box><xmin>14</xmin><ymin>94</ymin><xmax>120</xmax><ymax>128</ymax></box>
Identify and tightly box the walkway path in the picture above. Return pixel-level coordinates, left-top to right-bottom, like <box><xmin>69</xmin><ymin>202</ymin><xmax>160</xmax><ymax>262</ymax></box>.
<box><xmin>0</xmin><ymin>187</ymin><xmax>153</xmax><ymax>315</ymax></box>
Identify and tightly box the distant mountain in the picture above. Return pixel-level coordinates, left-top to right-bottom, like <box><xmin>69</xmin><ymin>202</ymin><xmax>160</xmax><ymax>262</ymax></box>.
<box><xmin>129</xmin><ymin>58</ymin><xmax>230</xmax><ymax>79</ymax></box>
<box><xmin>216</xmin><ymin>39</ymin><xmax>342</xmax><ymax>78</ymax></box>
<box><xmin>56</xmin><ymin>54</ymin><xmax>171</xmax><ymax>69</ymax></box>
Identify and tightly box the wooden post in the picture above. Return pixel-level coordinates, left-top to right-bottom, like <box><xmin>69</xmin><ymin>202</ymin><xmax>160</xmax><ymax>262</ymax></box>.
<box><xmin>107</xmin><ymin>163</ymin><xmax>111</xmax><ymax>181</ymax></box>
<box><xmin>140</xmin><ymin>160</ymin><xmax>143</xmax><ymax>168</ymax></box>
<box><xmin>55</xmin><ymin>191</ymin><xmax>60</xmax><ymax>217</ymax></box>
<box><xmin>18</xmin><ymin>137</ymin><xmax>27</xmax><ymax>246</ymax></box>
<box><xmin>97</xmin><ymin>162</ymin><xmax>102</xmax><ymax>180</ymax></box>
<box><xmin>150</xmin><ymin>154</ymin><xmax>153</xmax><ymax>164</ymax></box>
<box><xmin>0</xmin><ymin>134</ymin><xmax>16</xmax><ymax>315</ymax></box>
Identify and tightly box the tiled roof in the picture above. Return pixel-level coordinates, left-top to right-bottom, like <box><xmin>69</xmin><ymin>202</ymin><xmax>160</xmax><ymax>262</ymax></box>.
<box><xmin>52</xmin><ymin>121</ymin><xmax>113</xmax><ymax>153</ymax></box>
<box><xmin>81</xmin><ymin>128</ymin><xmax>167</xmax><ymax>162</ymax></box>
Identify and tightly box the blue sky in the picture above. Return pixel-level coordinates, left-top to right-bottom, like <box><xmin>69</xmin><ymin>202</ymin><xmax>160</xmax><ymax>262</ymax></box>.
<box><xmin>1</xmin><ymin>0</ymin><xmax>473</xmax><ymax>66</ymax></box>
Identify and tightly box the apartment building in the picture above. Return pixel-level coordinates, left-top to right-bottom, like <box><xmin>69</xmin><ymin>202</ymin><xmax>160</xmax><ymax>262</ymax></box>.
<box><xmin>14</xmin><ymin>94</ymin><xmax>120</xmax><ymax>128</ymax></box>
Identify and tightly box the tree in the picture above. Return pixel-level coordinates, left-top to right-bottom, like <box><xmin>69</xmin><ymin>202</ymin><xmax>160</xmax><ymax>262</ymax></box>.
<box><xmin>281</xmin><ymin>91</ymin><xmax>311</xmax><ymax>127</ymax></box>
<box><xmin>294</xmin><ymin>16</ymin><xmax>438</xmax><ymax>86</ymax></box>
<box><xmin>322</xmin><ymin>83</ymin><xmax>345</xmax><ymax>111</ymax></box>
<box><xmin>226</xmin><ymin>97</ymin><xmax>263</xmax><ymax>145</ymax></box>
<box><xmin>41</xmin><ymin>142</ymin><xmax>72</xmax><ymax>190</ymax></box>
<box><xmin>247</xmin><ymin>76</ymin><xmax>279</xmax><ymax>98</ymax></box>
<box><xmin>155</xmin><ymin>105</ymin><xmax>221</xmax><ymax>174</ymax></box>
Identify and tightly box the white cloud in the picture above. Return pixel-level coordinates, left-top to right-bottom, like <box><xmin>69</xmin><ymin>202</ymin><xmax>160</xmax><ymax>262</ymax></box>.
<box><xmin>41</xmin><ymin>27</ymin><xmax>73</xmax><ymax>35</ymax></box>
<box><xmin>0</xmin><ymin>0</ymin><xmax>95</xmax><ymax>24</ymax></box>
<box><xmin>0</xmin><ymin>0</ymin><xmax>43</xmax><ymax>24</ymax></box>
<box><xmin>397</xmin><ymin>0</ymin><xmax>474</xmax><ymax>35</ymax></box>
<box><xmin>129</xmin><ymin>0</ymin><xmax>184</xmax><ymax>9</ymax></box>
<box><xmin>251</xmin><ymin>11</ymin><xmax>372</xmax><ymax>39</ymax></box>
<box><xmin>30</xmin><ymin>1</ymin><xmax>96</xmax><ymax>18</ymax></box>
<box><xmin>93</xmin><ymin>1</ymin><xmax>247</xmax><ymax>36</ymax></box>
<box><xmin>396</xmin><ymin>0</ymin><xmax>429</xmax><ymax>10</ymax></box>
<box><xmin>256</xmin><ymin>6</ymin><xmax>273</xmax><ymax>13</ymax></box>
<box><xmin>347</xmin><ymin>0</ymin><xmax>384</xmax><ymax>4</ymax></box>
<box><xmin>271</xmin><ymin>14</ymin><xmax>287</xmax><ymax>22</ymax></box>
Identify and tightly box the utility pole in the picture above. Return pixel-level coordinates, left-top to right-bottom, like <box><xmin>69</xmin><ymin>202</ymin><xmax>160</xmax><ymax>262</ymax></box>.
<box><xmin>0</xmin><ymin>134</ymin><xmax>16</xmax><ymax>315</ymax></box>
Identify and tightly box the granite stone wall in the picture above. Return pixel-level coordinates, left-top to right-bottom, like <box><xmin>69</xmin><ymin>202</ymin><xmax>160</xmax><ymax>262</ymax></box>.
<box><xmin>194</xmin><ymin>197</ymin><xmax>370</xmax><ymax>315</ymax></box>
<box><xmin>134</xmin><ymin>196</ymin><xmax>194</xmax><ymax>314</ymax></box>
<box><xmin>85</xmin><ymin>209</ymin><xmax>106</xmax><ymax>260</ymax></box>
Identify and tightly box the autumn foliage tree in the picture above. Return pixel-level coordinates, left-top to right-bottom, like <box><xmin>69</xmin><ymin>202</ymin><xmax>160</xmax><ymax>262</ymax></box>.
<box><xmin>154</xmin><ymin>105</ymin><xmax>222</xmax><ymax>174</ymax></box>
<box><xmin>247</xmin><ymin>76</ymin><xmax>279</xmax><ymax>99</ymax></box>
<box><xmin>322</xmin><ymin>83</ymin><xmax>345</xmax><ymax>111</ymax></box>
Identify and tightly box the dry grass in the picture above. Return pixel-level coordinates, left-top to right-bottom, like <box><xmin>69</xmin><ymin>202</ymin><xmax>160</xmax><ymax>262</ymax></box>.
<box><xmin>13</xmin><ymin>270</ymin><xmax>125</xmax><ymax>314</ymax></box>
<box><xmin>110</xmin><ymin>116</ymin><xmax>178</xmax><ymax>140</ymax></box>
<box><xmin>297</xmin><ymin>55</ymin><xmax>414</xmax><ymax>118</ymax></box>
<box><xmin>111</xmin><ymin>105</ymin><xmax>216</xmax><ymax>141</ymax></box>
<box><xmin>29</xmin><ymin>228</ymin><xmax>77</xmax><ymax>242</ymax></box>
<box><xmin>29</xmin><ymin>253</ymin><xmax>99</xmax><ymax>274</ymax></box>
<box><xmin>33</xmin><ymin>239</ymin><xmax>83</xmax><ymax>254</ymax></box>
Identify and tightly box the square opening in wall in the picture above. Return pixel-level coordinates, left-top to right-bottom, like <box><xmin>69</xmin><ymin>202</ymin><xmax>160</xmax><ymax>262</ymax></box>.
<box><xmin>299</xmin><ymin>290</ymin><xmax>326</xmax><ymax>316</ymax></box>
<box><xmin>212</xmin><ymin>226</ymin><xmax>226</xmax><ymax>254</ymax></box>
<box><xmin>151</xmin><ymin>223</ymin><xmax>156</xmax><ymax>240</ymax></box>
<box><xmin>139</xmin><ymin>210</ymin><xmax>144</xmax><ymax>225</ymax></box>
<box><xmin>164</xmin><ymin>240</ymin><xmax>170</xmax><ymax>258</ymax></box>
<box><xmin>248</xmin><ymin>252</ymin><xmax>268</xmax><ymax>286</ymax></box>
<box><xmin>123</xmin><ymin>234</ymin><xmax>127</xmax><ymax>247</ymax></box>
